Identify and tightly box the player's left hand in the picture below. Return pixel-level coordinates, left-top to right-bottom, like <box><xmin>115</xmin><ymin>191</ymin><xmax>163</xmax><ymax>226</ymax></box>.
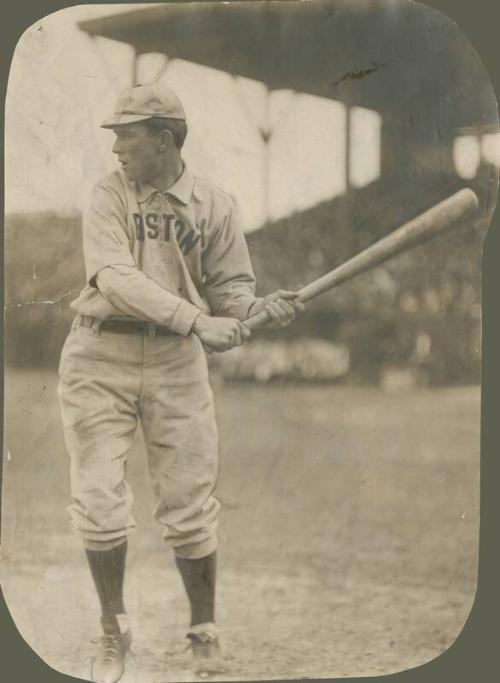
<box><xmin>251</xmin><ymin>290</ymin><xmax>305</xmax><ymax>327</ymax></box>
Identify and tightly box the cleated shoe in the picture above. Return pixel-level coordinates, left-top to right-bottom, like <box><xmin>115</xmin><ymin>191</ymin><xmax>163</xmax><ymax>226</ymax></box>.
<box><xmin>91</xmin><ymin>615</ymin><xmax>132</xmax><ymax>683</ymax></box>
<box><xmin>187</xmin><ymin>623</ymin><xmax>228</xmax><ymax>678</ymax></box>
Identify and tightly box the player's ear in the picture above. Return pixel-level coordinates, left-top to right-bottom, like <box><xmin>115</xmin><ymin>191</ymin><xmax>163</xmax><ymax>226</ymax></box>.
<box><xmin>158</xmin><ymin>129</ymin><xmax>174</xmax><ymax>152</ymax></box>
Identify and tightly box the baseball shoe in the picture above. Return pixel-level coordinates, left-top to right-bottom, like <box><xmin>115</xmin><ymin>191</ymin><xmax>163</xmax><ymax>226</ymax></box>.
<box><xmin>91</xmin><ymin>614</ymin><xmax>132</xmax><ymax>683</ymax></box>
<box><xmin>187</xmin><ymin>623</ymin><xmax>228</xmax><ymax>678</ymax></box>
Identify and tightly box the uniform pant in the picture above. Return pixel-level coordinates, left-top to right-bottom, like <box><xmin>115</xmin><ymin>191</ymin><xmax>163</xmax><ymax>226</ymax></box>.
<box><xmin>57</xmin><ymin>316</ymin><xmax>220</xmax><ymax>559</ymax></box>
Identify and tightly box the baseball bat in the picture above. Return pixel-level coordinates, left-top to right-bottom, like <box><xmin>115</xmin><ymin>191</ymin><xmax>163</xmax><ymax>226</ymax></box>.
<box><xmin>243</xmin><ymin>188</ymin><xmax>479</xmax><ymax>331</ymax></box>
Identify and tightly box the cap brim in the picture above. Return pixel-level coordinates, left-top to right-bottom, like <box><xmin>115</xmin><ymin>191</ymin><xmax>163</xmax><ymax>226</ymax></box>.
<box><xmin>100</xmin><ymin>113</ymin><xmax>154</xmax><ymax>129</ymax></box>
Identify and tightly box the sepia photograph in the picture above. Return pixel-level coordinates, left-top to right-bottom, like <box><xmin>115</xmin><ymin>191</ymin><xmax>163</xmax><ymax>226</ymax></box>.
<box><xmin>2</xmin><ymin>1</ymin><xmax>499</xmax><ymax>682</ymax></box>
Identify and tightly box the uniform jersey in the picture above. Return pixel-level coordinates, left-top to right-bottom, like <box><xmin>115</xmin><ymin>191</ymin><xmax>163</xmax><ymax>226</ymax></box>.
<box><xmin>70</xmin><ymin>164</ymin><xmax>259</xmax><ymax>334</ymax></box>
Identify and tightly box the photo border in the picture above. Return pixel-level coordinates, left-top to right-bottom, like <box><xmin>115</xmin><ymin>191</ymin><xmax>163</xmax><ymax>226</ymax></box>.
<box><xmin>1</xmin><ymin>1</ymin><xmax>498</xmax><ymax>682</ymax></box>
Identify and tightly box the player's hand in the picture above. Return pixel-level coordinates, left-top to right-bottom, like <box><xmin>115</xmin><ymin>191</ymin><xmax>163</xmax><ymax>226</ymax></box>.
<box><xmin>251</xmin><ymin>290</ymin><xmax>305</xmax><ymax>327</ymax></box>
<box><xmin>192</xmin><ymin>314</ymin><xmax>251</xmax><ymax>351</ymax></box>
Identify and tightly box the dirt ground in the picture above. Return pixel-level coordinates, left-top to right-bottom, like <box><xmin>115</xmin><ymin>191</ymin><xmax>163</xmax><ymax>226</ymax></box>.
<box><xmin>1</xmin><ymin>369</ymin><xmax>480</xmax><ymax>682</ymax></box>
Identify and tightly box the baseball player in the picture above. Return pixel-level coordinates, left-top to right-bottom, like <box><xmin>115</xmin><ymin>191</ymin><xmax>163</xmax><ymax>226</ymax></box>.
<box><xmin>57</xmin><ymin>82</ymin><xmax>303</xmax><ymax>683</ymax></box>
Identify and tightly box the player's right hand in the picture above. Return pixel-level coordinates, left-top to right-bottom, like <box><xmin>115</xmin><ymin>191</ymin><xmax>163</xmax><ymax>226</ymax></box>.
<box><xmin>192</xmin><ymin>314</ymin><xmax>251</xmax><ymax>351</ymax></box>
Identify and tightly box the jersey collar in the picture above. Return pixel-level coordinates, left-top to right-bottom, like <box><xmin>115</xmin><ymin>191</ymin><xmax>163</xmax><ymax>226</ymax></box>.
<box><xmin>136</xmin><ymin>162</ymin><xmax>195</xmax><ymax>205</ymax></box>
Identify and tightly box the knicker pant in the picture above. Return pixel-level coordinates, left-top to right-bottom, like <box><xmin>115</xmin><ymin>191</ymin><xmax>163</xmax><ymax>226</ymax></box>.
<box><xmin>57</xmin><ymin>318</ymin><xmax>220</xmax><ymax>559</ymax></box>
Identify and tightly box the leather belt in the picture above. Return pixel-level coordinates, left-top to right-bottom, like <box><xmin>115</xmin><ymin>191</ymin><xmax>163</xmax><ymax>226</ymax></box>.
<box><xmin>78</xmin><ymin>315</ymin><xmax>173</xmax><ymax>337</ymax></box>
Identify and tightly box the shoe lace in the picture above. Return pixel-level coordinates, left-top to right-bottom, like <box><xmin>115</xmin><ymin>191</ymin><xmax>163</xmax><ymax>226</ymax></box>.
<box><xmin>91</xmin><ymin>633</ymin><xmax>122</xmax><ymax>663</ymax></box>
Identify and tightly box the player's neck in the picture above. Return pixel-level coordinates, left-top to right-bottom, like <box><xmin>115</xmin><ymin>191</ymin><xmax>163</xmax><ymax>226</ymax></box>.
<box><xmin>149</xmin><ymin>155</ymin><xmax>184</xmax><ymax>193</ymax></box>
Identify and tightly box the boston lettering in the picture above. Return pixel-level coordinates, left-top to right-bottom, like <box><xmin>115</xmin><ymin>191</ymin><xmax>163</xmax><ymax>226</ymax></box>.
<box><xmin>133</xmin><ymin>212</ymin><xmax>200</xmax><ymax>255</ymax></box>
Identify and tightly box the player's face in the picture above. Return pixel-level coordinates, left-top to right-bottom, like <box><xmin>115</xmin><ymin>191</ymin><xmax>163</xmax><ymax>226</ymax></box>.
<box><xmin>111</xmin><ymin>123</ymin><xmax>164</xmax><ymax>182</ymax></box>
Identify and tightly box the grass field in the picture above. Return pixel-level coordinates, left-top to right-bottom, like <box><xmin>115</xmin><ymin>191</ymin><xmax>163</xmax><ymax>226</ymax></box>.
<box><xmin>1</xmin><ymin>369</ymin><xmax>480</xmax><ymax>681</ymax></box>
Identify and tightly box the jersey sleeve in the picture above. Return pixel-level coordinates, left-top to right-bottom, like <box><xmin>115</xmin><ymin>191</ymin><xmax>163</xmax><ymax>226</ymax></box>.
<box><xmin>96</xmin><ymin>266</ymin><xmax>201</xmax><ymax>336</ymax></box>
<box><xmin>82</xmin><ymin>183</ymin><xmax>137</xmax><ymax>286</ymax></box>
<box><xmin>201</xmin><ymin>196</ymin><xmax>260</xmax><ymax>321</ymax></box>
<box><xmin>82</xmin><ymin>182</ymin><xmax>201</xmax><ymax>336</ymax></box>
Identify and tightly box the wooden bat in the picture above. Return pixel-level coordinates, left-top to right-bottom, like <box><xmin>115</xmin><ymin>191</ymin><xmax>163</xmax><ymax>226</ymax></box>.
<box><xmin>243</xmin><ymin>188</ymin><xmax>479</xmax><ymax>331</ymax></box>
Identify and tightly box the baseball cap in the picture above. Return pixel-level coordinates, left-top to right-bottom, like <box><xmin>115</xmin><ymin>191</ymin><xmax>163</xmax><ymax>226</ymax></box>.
<box><xmin>101</xmin><ymin>83</ymin><xmax>186</xmax><ymax>128</ymax></box>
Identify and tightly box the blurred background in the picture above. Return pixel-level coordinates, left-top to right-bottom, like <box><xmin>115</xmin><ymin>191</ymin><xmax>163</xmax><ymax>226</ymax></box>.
<box><xmin>2</xmin><ymin>2</ymin><xmax>498</xmax><ymax>681</ymax></box>
<box><xmin>5</xmin><ymin>0</ymin><xmax>498</xmax><ymax>385</ymax></box>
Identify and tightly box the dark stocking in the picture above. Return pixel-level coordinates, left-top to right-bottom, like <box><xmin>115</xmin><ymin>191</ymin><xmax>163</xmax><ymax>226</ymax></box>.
<box><xmin>175</xmin><ymin>551</ymin><xmax>216</xmax><ymax>626</ymax></box>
